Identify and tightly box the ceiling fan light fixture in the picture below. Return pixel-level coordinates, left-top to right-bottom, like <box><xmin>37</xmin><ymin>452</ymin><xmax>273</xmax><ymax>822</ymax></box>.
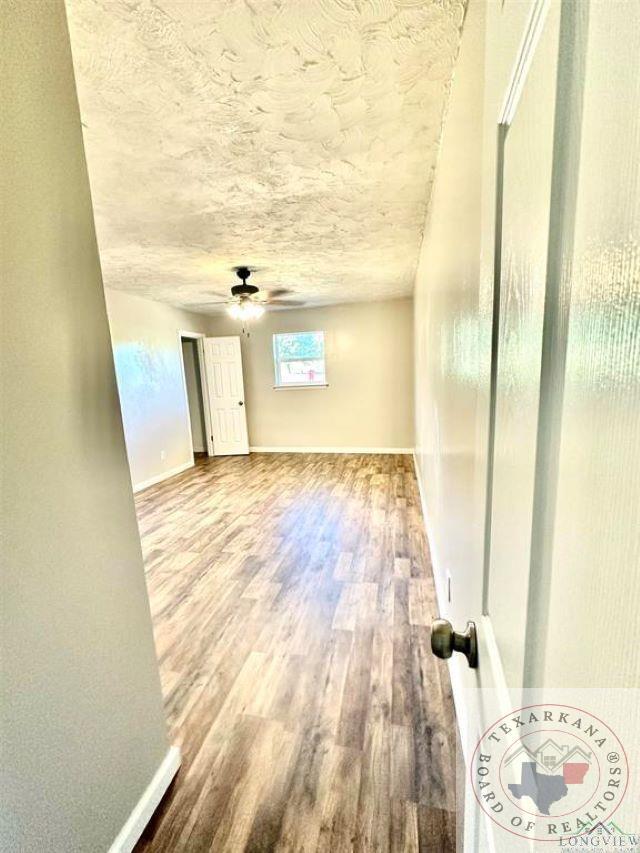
<box><xmin>227</xmin><ymin>301</ymin><xmax>265</xmax><ymax>321</ymax></box>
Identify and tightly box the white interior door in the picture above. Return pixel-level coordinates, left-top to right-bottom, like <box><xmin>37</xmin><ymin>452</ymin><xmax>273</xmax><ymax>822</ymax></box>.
<box><xmin>464</xmin><ymin>0</ymin><xmax>640</xmax><ymax>847</ymax></box>
<box><xmin>458</xmin><ymin>13</ymin><xmax>563</xmax><ymax>848</ymax></box>
<box><xmin>202</xmin><ymin>336</ymin><xmax>249</xmax><ymax>456</ymax></box>
<box><xmin>483</xmin><ymin>0</ymin><xmax>561</xmax><ymax>693</ymax></box>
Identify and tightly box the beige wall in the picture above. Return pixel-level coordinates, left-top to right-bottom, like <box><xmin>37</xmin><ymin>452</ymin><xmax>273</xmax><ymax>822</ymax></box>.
<box><xmin>1</xmin><ymin>2</ymin><xmax>169</xmax><ymax>850</ymax></box>
<box><xmin>106</xmin><ymin>295</ymin><xmax>414</xmax><ymax>483</ymax></box>
<box><xmin>105</xmin><ymin>288</ymin><xmax>210</xmax><ymax>488</ymax></box>
<box><xmin>208</xmin><ymin>299</ymin><xmax>414</xmax><ymax>450</ymax></box>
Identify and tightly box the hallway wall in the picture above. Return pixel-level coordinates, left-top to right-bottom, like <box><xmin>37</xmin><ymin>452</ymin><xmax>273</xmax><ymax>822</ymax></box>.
<box><xmin>105</xmin><ymin>288</ymin><xmax>210</xmax><ymax>490</ymax></box>
<box><xmin>1</xmin><ymin>3</ymin><xmax>170</xmax><ymax>850</ymax></box>
<box><xmin>413</xmin><ymin>0</ymin><xmax>487</xmax><ymax>633</ymax></box>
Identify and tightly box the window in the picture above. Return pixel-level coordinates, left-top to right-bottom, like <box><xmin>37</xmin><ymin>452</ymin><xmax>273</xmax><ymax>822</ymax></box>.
<box><xmin>273</xmin><ymin>331</ymin><xmax>327</xmax><ymax>388</ymax></box>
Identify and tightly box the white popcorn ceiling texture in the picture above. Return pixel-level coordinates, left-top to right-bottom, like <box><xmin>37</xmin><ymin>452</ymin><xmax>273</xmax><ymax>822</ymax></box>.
<box><xmin>66</xmin><ymin>0</ymin><xmax>465</xmax><ymax>311</ymax></box>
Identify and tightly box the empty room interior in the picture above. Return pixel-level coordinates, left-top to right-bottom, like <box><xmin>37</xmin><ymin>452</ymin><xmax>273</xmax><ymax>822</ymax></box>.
<box><xmin>3</xmin><ymin>0</ymin><xmax>639</xmax><ymax>851</ymax></box>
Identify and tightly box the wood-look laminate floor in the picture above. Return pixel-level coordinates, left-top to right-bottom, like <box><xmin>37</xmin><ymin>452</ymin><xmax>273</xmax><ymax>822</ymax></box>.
<box><xmin>135</xmin><ymin>453</ymin><xmax>458</xmax><ymax>852</ymax></box>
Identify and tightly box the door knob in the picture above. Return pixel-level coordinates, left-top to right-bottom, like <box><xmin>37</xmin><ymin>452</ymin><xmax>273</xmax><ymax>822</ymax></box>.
<box><xmin>431</xmin><ymin>619</ymin><xmax>478</xmax><ymax>669</ymax></box>
<box><xmin>239</xmin><ymin>400</ymin><xmax>244</xmax><ymax>406</ymax></box>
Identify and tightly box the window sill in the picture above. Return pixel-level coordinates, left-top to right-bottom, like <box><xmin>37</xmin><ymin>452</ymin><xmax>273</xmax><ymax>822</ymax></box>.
<box><xmin>273</xmin><ymin>383</ymin><xmax>329</xmax><ymax>390</ymax></box>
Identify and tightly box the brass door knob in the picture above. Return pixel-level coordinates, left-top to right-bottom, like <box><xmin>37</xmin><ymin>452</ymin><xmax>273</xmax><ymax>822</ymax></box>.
<box><xmin>431</xmin><ymin>619</ymin><xmax>478</xmax><ymax>669</ymax></box>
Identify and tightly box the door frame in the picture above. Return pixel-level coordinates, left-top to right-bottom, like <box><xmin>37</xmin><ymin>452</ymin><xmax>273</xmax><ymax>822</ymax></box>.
<box><xmin>177</xmin><ymin>330</ymin><xmax>214</xmax><ymax>458</ymax></box>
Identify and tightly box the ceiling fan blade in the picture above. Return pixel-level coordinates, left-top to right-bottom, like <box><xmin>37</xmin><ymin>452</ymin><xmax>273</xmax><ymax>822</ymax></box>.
<box><xmin>267</xmin><ymin>299</ymin><xmax>307</xmax><ymax>307</ymax></box>
<box><xmin>253</xmin><ymin>288</ymin><xmax>292</xmax><ymax>302</ymax></box>
<box><xmin>266</xmin><ymin>288</ymin><xmax>293</xmax><ymax>298</ymax></box>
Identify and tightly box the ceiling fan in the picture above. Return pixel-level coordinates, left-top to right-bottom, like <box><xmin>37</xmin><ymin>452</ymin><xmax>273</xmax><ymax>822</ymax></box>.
<box><xmin>205</xmin><ymin>267</ymin><xmax>306</xmax><ymax>321</ymax></box>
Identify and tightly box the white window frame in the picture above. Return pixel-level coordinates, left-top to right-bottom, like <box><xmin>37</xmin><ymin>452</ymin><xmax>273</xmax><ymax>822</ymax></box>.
<box><xmin>272</xmin><ymin>331</ymin><xmax>328</xmax><ymax>390</ymax></box>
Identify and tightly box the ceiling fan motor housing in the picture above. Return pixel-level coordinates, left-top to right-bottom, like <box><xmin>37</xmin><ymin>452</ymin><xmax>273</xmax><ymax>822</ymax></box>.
<box><xmin>232</xmin><ymin>266</ymin><xmax>259</xmax><ymax>298</ymax></box>
<box><xmin>231</xmin><ymin>283</ymin><xmax>259</xmax><ymax>297</ymax></box>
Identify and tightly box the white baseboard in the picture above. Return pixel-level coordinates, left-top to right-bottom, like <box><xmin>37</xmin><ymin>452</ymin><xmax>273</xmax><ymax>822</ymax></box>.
<box><xmin>133</xmin><ymin>460</ymin><xmax>194</xmax><ymax>494</ymax></box>
<box><xmin>249</xmin><ymin>446</ymin><xmax>414</xmax><ymax>454</ymax></box>
<box><xmin>108</xmin><ymin>745</ymin><xmax>181</xmax><ymax>853</ymax></box>
<box><xmin>412</xmin><ymin>451</ymin><xmax>449</xmax><ymax>608</ymax></box>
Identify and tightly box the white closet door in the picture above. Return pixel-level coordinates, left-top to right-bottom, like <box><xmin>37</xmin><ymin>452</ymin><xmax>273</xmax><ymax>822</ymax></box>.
<box><xmin>203</xmin><ymin>336</ymin><xmax>249</xmax><ymax>456</ymax></box>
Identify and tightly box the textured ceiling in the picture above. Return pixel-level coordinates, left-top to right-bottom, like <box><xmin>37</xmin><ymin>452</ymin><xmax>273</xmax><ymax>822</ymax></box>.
<box><xmin>66</xmin><ymin>0</ymin><xmax>465</xmax><ymax>312</ymax></box>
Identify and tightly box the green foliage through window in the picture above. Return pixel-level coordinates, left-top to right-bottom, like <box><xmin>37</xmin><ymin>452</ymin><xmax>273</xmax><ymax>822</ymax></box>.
<box><xmin>275</xmin><ymin>332</ymin><xmax>324</xmax><ymax>361</ymax></box>
<box><xmin>273</xmin><ymin>332</ymin><xmax>326</xmax><ymax>387</ymax></box>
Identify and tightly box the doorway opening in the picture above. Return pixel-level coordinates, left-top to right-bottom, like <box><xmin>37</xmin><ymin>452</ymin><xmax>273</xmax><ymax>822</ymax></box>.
<box><xmin>179</xmin><ymin>333</ymin><xmax>208</xmax><ymax>460</ymax></box>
